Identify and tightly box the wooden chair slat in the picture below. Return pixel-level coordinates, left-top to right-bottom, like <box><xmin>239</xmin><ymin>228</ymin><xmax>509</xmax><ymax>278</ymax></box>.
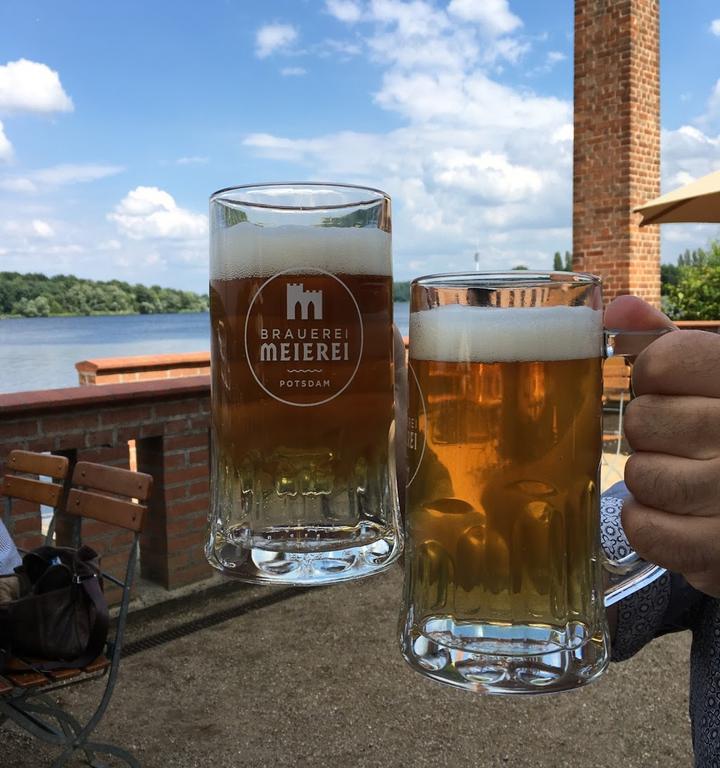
<box><xmin>82</xmin><ymin>655</ymin><xmax>111</xmax><ymax>674</ymax></box>
<box><xmin>6</xmin><ymin>451</ymin><xmax>69</xmax><ymax>480</ymax></box>
<box><xmin>0</xmin><ymin>475</ymin><xmax>63</xmax><ymax>507</ymax></box>
<box><xmin>3</xmin><ymin>658</ymin><xmax>51</xmax><ymax>688</ymax></box>
<box><xmin>602</xmin><ymin>357</ymin><xmax>631</xmax><ymax>401</ymax></box>
<box><xmin>0</xmin><ymin>676</ymin><xmax>12</xmax><ymax>696</ymax></box>
<box><xmin>72</xmin><ymin>462</ymin><xmax>152</xmax><ymax>502</ymax></box>
<box><xmin>66</xmin><ymin>489</ymin><xmax>146</xmax><ymax>532</ymax></box>
<box><xmin>46</xmin><ymin>667</ymin><xmax>82</xmax><ymax>682</ymax></box>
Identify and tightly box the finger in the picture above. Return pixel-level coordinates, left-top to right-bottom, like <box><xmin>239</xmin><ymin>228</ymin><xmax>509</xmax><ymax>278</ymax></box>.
<box><xmin>623</xmin><ymin>394</ymin><xmax>720</xmax><ymax>460</ymax></box>
<box><xmin>621</xmin><ymin>499</ymin><xmax>720</xmax><ymax>579</ymax></box>
<box><xmin>624</xmin><ymin>452</ymin><xmax>720</xmax><ymax>516</ymax></box>
<box><xmin>604</xmin><ymin>295</ymin><xmax>676</xmax><ymax>332</ymax></box>
<box><xmin>633</xmin><ymin>328</ymin><xmax>720</xmax><ymax>398</ymax></box>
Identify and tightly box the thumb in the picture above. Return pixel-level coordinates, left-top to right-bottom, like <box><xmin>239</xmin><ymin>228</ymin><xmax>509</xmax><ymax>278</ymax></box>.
<box><xmin>604</xmin><ymin>295</ymin><xmax>676</xmax><ymax>332</ymax></box>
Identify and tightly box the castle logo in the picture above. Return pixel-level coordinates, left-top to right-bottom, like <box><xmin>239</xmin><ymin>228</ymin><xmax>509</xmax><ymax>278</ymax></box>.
<box><xmin>286</xmin><ymin>283</ymin><xmax>323</xmax><ymax>321</ymax></box>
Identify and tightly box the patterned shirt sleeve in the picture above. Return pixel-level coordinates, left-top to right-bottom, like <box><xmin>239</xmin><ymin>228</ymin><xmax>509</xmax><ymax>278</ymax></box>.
<box><xmin>600</xmin><ymin>484</ymin><xmax>704</xmax><ymax>661</ymax></box>
<box><xmin>0</xmin><ymin>518</ymin><xmax>21</xmax><ymax>576</ymax></box>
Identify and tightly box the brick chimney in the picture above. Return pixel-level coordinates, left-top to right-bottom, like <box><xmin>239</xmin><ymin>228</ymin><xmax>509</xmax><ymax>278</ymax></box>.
<box><xmin>573</xmin><ymin>0</ymin><xmax>661</xmax><ymax>307</ymax></box>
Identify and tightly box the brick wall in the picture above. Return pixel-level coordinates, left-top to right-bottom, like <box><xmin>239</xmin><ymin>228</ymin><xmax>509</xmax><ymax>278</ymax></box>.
<box><xmin>573</xmin><ymin>0</ymin><xmax>661</xmax><ymax>307</ymax></box>
<box><xmin>76</xmin><ymin>352</ymin><xmax>209</xmax><ymax>385</ymax></box>
<box><xmin>0</xmin><ymin>377</ymin><xmax>211</xmax><ymax>593</ymax></box>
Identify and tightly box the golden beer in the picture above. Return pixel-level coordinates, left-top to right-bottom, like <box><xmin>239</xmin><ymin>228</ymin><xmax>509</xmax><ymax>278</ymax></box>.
<box><xmin>405</xmin><ymin>303</ymin><xmax>604</xmax><ymax>658</ymax></box>
<box><xmin>207</xmin><ymin>184</ymin><xmax>401</xmax><ymax>584</ymax></box>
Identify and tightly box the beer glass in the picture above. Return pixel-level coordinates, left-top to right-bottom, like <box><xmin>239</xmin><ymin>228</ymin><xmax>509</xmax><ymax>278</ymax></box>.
<box><xmin>400</xmin><ymin>271</ymin><xmax>664</xmax><ymax>694</ymax></box>
<box><xmin>207</xmin><ymin>183</ymin><xmax>402</xmax><ymax>584</ymax></box>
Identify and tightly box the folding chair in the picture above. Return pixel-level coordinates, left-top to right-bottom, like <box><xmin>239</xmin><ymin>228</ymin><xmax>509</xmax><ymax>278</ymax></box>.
<box><xmin>0</xmin><ymin>452</ymin><xmax>152</xmax><ymax>768</ymax></box>
<box><xmin>1</xmin><ymin>450</ymin><xmax>70</xmax><ymax>546</ymax></box>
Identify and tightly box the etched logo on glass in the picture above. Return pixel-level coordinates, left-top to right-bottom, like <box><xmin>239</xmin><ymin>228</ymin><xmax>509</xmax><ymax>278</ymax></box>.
<box><xmin>244</xmin><ymin>267</ymin><xmax>364</xmax><ymax>407</ymax></box>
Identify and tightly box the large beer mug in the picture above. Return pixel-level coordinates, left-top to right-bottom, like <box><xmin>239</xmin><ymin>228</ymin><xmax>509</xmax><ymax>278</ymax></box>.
<box><xmin>207</xmin><ymin>183</ymin><xmax>402</xmax><ymax>584</ymax></box>
<box><xmin>401</xmin><ymin>271</ymin><xmax>664</xmax><ymax>694</ymax></box>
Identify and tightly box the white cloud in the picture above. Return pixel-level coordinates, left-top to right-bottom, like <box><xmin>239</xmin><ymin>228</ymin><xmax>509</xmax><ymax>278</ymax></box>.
<box><xmin>0</xmin><ymin>121</ymin><xmax>12</xmax><ymax>162</ymax></box>
<box><xmin>0</xmin><ymin>163</ymin><xmax>123</xmax><ymax>193</ymax></box>
<box><xmin>98</xmin><ymin>239</ymin><xmax>122</xmax><ymax>251</ymax></box>
<box><xmin>375</xmin><ymin>69</ymin><xmax>569</xmax><ymax>127</ymax></box>
<box><xmin>322</xmin><ymin>39</ymin><xmax>363</xmax><ymax>56</ymax></box>
<box><xmin>0</xmin><ymin>59</ymin><xmax>73</xmax><ymax>113</ymax></box>
<box><xmin>176</xmin><ymin>156</ymin><xmax>208</xmax><ymax>165</ymax></box>
<box><xmin>326</xmin><ymin>0</ymin><xmax>363</xmax><ymax>23</ymax></box>
<box><xmin>243</xmin><ymin>4</ymin><xmax>574</xmax><ymax>277</ymax></box>
<box><xmin>0</xmin><ymin>178</ymin><xmax>34</xmax><ymax>192</ymax></box>
<box><xmin>661</xmin><ymin>125</ymin><xmax>720</xmax><ymax>188</ymax></box>
<box><xmin>706</xmin><ymin>78</ymin><xmax>720</xmax><ymax>125</ymax></box>
<box><xmin>281</xmin><ymin>66</ymin><xmax>307</xmax><ymax>77</ymax></box>
<box><xmin>108</xmin><ymin>186</ymin><xmax>208</xmax><ymax>240</ymax></box>
<box><xmin>31</xmin><ymin>219</ymin><xmax>54</xmax><ymax>238</ymax></box>
<box><xmin>711</xmin><ymin>19</ymin><xmax>720</xmax><ymax>37</ymax></box>
<box><xmin>431</xmin><ymin>149</ymin><xmax>543</xmax><ymax>201</ymax></box>
<box><xmin>447</xmin><ymin>0</ymin><xmax>522</xmax><ymax>36</ymax></box>
<box><xmin>255</xmin><ymin>24</ymin><xmax>298</xmax><ymax>58</ymax></box>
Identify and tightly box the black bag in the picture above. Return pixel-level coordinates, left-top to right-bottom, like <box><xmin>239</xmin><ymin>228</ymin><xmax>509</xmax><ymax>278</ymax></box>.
<box><xmin>0</xmin><ymin>545</ymin><xmax>109</xmax><ymax>673</ymax></box>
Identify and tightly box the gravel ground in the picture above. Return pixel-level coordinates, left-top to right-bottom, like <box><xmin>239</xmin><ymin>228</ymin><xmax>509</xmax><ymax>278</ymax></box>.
<box><xmin>1</xmin><ymin>566</ymin><xmax>693</xmax><ymax>768</ymax></box>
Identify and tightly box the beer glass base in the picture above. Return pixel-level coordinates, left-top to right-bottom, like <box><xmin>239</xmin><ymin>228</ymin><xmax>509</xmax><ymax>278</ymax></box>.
<box><xmin>401</xmin><ymin>617</ymin><xmax>609</xmax><ymax>695</ymax></box>
<box><xmin>207</xmin><ymin>534</ymin><xmax>402</xmax><ymax>586</ymax></box>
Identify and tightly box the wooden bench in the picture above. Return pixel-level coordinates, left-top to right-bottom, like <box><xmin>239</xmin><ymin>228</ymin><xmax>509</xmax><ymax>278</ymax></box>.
<box><xmin>0</xmin><ymin>450</ymin><xmax>152</xmax><ymax>768</ymax></box>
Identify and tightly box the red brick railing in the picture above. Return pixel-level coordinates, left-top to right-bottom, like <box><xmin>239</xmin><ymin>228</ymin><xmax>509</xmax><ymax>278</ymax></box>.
<box><xmin>76</xmin><ymin>352</ymin><xmax>209</xmax><ymax>385</ymax></box>
<box><xmin>0</xmin><ymin>377</ymin><xmax>211</xmax><ymax>591</ymax></box>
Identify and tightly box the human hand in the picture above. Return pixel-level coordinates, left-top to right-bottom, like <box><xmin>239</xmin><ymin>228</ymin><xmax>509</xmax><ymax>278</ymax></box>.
<box><xmin>605</xmin><ymin>295</ymin><xmax>720</xmax><ymax>597</ymax></box>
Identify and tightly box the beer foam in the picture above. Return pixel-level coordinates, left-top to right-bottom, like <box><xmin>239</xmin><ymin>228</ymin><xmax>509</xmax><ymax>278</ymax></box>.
<box><xmin>410</xmin><ymin>304</ymin><xmax>603</xmax><ymax>362</ymax></box>
<box><xmin>211</xmin><ymin>223</ymin><xmax>391</xmax><ymax>279</ymax></box>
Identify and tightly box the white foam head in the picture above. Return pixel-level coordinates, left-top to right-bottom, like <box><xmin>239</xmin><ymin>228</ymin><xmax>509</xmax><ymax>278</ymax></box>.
<box><xmin>410</xmin><ymin>304</ymin><xmax>603</xmax><ymax>362</ymax></box>
<box><xmin>211</xmin><ymin>222</ymin><xmax>391</xmax><ymax>280</ymax></box>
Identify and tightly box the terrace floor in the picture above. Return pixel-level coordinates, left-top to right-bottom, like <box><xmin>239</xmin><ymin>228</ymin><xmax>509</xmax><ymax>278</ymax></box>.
<box><xmin>6</xmin><ymin>452</ymin><xmax>685</xmax><ymax>768</ymax></box>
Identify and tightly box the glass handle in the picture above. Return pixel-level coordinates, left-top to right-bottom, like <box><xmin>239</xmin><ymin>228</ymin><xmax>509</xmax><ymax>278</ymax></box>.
<box><xmin>601</xmin><ymin>326</ymin><xmax>670</xmax><ymax>605</ymax></box>
<box><xmin>603</xmin><ymin>552</ymin><xmax>666</xmax><ymax>607</ymax></box>
<box><xmin>604</xmin><ymin>328</ymin><xmax>671</xmax><ymax>358</ymax></box>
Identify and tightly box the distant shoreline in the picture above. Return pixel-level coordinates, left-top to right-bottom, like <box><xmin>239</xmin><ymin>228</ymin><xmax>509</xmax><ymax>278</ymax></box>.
<box><xmin>0</xmin><ymin>309</ymin><xmax>210</xmax><ymax>320</ymax></box>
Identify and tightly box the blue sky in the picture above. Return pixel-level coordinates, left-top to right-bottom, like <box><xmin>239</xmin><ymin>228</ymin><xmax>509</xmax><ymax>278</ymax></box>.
<box><xmin>0</xmin><ymin>0</ymin><xmax>719</xmax><ymax>293</ymax></box>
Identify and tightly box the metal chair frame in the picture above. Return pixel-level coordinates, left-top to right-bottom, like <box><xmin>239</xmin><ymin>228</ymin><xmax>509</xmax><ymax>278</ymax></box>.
<box><xmin>0</xmin><ymin>451</ymin><xmax>152</xmax><ymax>768</ymax></box>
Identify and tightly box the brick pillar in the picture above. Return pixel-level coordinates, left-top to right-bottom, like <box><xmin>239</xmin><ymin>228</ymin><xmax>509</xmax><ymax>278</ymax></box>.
<box><xmin>573</xmin><ymin>0</ymin><xmax>661</xmax><ymax>307</ymax></box>
<box><xmin>136</xmin><ymin>401</ymin><xmax>211</xmax><ymax>590</ymax></box>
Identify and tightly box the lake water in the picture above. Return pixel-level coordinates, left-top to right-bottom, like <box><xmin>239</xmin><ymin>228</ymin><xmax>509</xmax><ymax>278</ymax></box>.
<box><xmin>0</xmin><ymin>303</ymin><xmax>411</xmax><ymax>393</ymax></box>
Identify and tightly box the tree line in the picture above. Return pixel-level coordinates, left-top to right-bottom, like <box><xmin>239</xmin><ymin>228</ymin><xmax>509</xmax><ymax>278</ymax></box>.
<box><xmin>0</xmin><ymin>272</ymin><xmax>209</xmax><ymax>317</ymax></box>
<box><xmin>7</xmin><ymin>246</ymin><xmax>717</xmax><ymax>318</ymax></box>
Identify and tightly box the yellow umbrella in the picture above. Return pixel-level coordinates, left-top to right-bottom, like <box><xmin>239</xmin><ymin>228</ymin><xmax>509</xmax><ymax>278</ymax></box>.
<box><xmin>634</xmin><ymin>169</ymin><xmax>720</xmax><ymax>225</ymax></box>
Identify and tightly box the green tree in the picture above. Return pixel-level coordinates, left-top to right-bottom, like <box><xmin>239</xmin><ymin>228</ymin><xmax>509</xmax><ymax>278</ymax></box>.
<box><xmin>553</xmin><ymin>251</ymin><xmax>563</xmax><ymax>270</ymax></box>
<box><xmin>660</xmin><ymin>262</ymin><xmax>680</xmax><ymax>287</ymax></box>
<box><xmin>0</xmin><ymin>271</ymin><xmax>209</xmax><ymax>317</ymax></box>
<box><xmin>664</xmin><ymin>241</ymin><xmax>720</xmax><ymax>320</ymax></box>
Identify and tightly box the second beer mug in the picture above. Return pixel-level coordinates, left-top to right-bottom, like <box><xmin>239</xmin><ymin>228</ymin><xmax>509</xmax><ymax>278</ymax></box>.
<box><xmin>207</xmin><ymin>183</ymin><xmax>402</xmax><ymax>585</ymax></box>
<box><xmin>400</xmin><ymin>271</ymin><xmax>664</xmax><ymax>694</ymax></box>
